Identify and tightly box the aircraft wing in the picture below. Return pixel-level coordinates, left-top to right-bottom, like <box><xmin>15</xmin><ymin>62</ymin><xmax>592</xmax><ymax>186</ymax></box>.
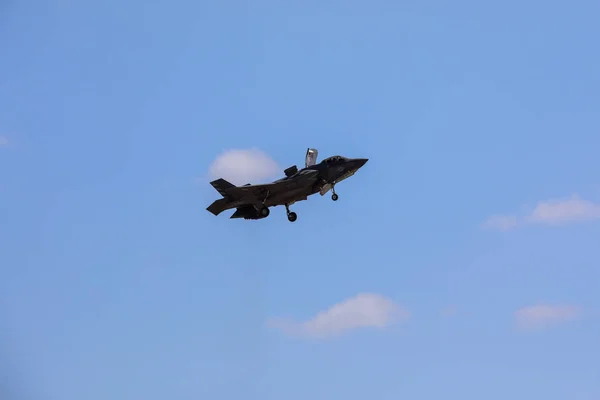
<box><xmin>233</xmin><ymin>170</ymin><xmax>319</xmax><ymax>200</ymax></box>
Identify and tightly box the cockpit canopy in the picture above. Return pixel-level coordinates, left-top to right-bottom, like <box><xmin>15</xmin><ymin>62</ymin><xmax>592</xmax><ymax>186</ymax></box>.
<box><xmin>322</xmin><ymin>155</ymin><xmax>347</xmax><ymax>164</ymax></box>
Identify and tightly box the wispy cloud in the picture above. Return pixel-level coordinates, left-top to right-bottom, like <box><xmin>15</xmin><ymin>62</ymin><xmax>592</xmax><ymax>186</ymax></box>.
<box><xmin>525</xmin><ymin>195</ymin><xmax>600</xmax><ymax>224</ymax></box>
<box><xmin>514</xmin><ymin>304</ymin><xmax>581</xmax><ymax>331</ymax></box>
<box><xmin>208</xmin><ymin>148</ymin><xmax>280</xmax><ymax>185</ymax></box>
<box><xmin>267</xmin><ymin>293</ymin><xmax>410</xmax><ymax>339</ymax></box>
<box><xmin>483</xmin><ymin>194</ymin><xmax>600</xmax><ymax>230</ymax></box>
<box><xmin>0</xmin><ymin>136</ymin><xmax>8</xmax><ymax>146</ymax></box>
<box><xmin>482</xmin><ymin>215</ymin><xmax>518</xmax><ymax>231</ymax></box>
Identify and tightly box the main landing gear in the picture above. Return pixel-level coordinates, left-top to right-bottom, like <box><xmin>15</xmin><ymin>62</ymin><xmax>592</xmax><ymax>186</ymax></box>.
<box><xmin>285</xmin><ymin>204</ymin><xmax>297</xmax><ymax>222</ymax></box>
<box><xmin>331</xmin><ymin>186</ymin><xmax>339</xmax><ymax>201</ymax></box>
<box><xmin>259</xmin><ymin>191</ymin><xmax>271</xmax><ymax>218</ymax></box>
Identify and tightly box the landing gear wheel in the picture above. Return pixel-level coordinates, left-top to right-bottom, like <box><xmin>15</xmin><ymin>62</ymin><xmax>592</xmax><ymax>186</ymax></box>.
<box><xmin>331</xmin><ymin>193</ymin><xmax>339</xmax><ymax>201</ymax></box>
<box><xmin>260</xmin><ymin>207</ymin><xmax>270</xmax><ymax>217</ymax></box>
<box><xmin>287</xmin><ymin>212</ymin><xmax>297</xmax><ymax>222</ymax></box>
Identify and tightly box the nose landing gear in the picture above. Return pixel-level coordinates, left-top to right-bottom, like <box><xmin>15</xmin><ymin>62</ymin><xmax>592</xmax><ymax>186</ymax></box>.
<box><xmin>285</xmin><ymin>204</ymin><xmax>297</xmax><ymax>222</ymax></box>
<box><xmin>331</xmin><ymin>186</ymin><xmax>339</xmax><ymax>201</ymax></box>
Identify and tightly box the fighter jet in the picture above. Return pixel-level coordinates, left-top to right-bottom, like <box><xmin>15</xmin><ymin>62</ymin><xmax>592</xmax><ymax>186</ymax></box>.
<box><xmin>206</xmin><ymin>148</ymin><xmax>368</xmax><ymax>222</ymax></box>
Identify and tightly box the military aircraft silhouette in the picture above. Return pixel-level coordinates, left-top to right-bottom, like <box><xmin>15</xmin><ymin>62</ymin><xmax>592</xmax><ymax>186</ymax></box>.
<box><xmin>206</xmin><ymin>148</ymin><xmax>368</xmax><ymax>222</ymax></box>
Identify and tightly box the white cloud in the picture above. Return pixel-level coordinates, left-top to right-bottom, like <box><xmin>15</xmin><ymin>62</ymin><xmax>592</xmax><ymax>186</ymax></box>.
<box><xmin>525</xmin><ymin>195</ymin><xmax>600</xmax><ymax>225</ymax></box>
<box><xmin>267</xmin><ymin>293</ymin><xmax>410</xmax><ymax>339</ymax></box>
<box><xmin>514</xmin><ymin>304</ymin><xmax>581</xmax><ymax>331</ymax></box>
<box><xmin>0</xmin><ymin>136</ymin><xmax>8</xmax><ymax>146</ymax></box>
<box><xmin>482</xmin><ymin>215</ymin><xmax>518</xmax><ymax>231</ymax></box>
<box><xmin>483</xmin><ymin>194</ymin><xmax>600</xmax><ymax>230</ymax></box>
<box><xmin>208</xmin><ymin>148</ymin><xmax>280</xmax><ymax>185</ymax></box>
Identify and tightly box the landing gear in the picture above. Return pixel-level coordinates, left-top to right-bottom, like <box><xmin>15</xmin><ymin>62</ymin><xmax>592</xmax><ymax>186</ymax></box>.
<box><xmin>259</xmin><ymin>190</ymin><xmax>271</xmax><ymax>218</ymax></box>
<box><xmin>285</xmin><ymin>204</ymin><xmax>297</xmax><ymax>222</ymax></box>
<box><xmin>331</xmin><ymin>186</ymin><xmax>339</xmax><ymax>201</ymax></box>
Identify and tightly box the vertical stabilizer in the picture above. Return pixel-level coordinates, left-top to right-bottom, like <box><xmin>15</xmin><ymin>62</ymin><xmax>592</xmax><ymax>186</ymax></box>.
<box><xmin>210</xmin><ymin>178</ymin><xmax>236</xmax><ymax>198</ymax></box>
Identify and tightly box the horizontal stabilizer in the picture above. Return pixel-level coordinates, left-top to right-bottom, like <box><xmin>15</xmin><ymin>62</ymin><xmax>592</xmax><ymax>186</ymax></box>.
<box><xmin>206</xmin><ymin>198</ymin><xmax>229</xmax><ymax>216</ymax></box>
<box><xmin>210</xmin><ymin>178</ymin><xmax>235</xmax><ymax>198</ymax></box>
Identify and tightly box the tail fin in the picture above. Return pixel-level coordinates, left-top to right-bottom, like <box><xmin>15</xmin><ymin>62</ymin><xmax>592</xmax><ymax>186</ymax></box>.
<box><xmin>210</xmin><ymin>178</ymin><xmax>236</xmax><ymax>198</ymax></box>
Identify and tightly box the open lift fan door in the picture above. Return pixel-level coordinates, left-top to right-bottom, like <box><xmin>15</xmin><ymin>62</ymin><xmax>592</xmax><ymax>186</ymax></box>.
<box><xmin>305</xmin><ymin>148</ymin><xmax>318</xmax><ymax>167</ymax></box>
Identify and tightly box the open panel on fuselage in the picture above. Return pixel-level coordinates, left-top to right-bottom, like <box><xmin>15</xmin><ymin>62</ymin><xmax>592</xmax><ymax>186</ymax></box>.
<box><xmin>305</xmin><ymin>148</ymin><xmax>318</xmax><ymax>167</ymax></box>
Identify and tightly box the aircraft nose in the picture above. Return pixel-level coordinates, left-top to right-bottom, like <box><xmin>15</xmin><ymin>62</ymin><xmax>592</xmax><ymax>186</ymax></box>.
<box><xmin>355</xmin><ymin>158</ymin><xmax>368</xmax><ymax>169</ymax></box>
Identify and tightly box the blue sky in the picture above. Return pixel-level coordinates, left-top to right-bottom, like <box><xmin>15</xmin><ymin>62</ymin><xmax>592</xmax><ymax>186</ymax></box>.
<box><xmin>1</xmin><ymin>1</ymin><xmax>600</xmax><ymax>399</ymax></box>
